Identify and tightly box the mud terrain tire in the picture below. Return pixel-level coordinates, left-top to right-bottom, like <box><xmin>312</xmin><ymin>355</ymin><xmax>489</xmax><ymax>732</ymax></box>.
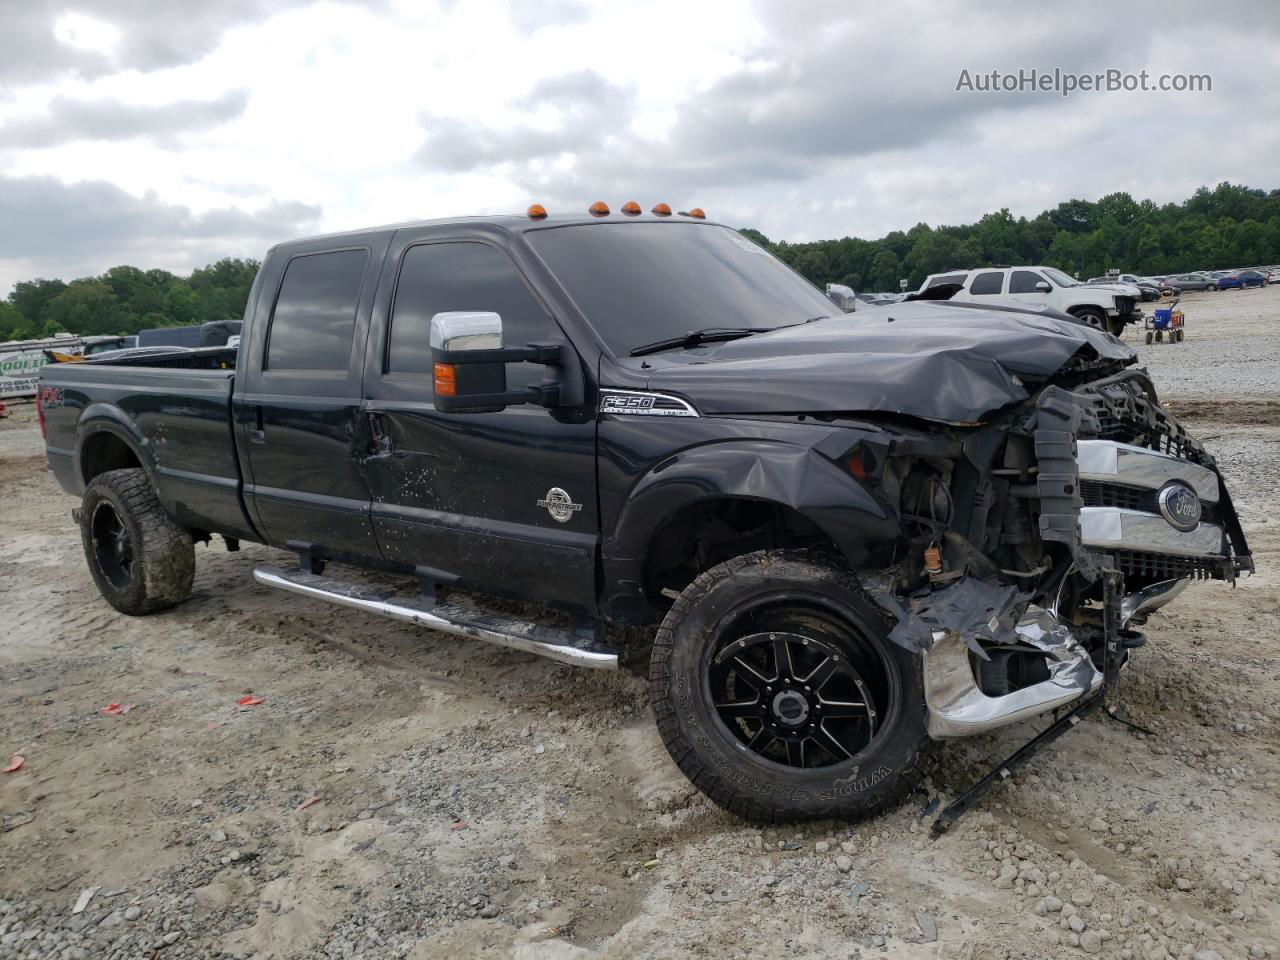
<box><xmin>649</xmin><ymin>550</ymin><xmax>927</xmax><ymax>823</ymax></box>
<box><xmin>80</xmin><ymin>468</ymin><xmax>194</xmax><ymax>615</ymax></box>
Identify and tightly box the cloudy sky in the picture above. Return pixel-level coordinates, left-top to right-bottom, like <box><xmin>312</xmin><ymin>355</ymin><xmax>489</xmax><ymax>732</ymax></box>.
<box><xmin>1</xmin><ymin>0</ymin><xmax>1278</xmax><ymax>295</ymax></box>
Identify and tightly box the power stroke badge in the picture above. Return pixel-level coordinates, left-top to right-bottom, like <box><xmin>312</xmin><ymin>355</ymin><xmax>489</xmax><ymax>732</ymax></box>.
<box><xmin>537</xmin><ymin>487</ymin><xmax>582</xmax><ymax>523</ymax></box>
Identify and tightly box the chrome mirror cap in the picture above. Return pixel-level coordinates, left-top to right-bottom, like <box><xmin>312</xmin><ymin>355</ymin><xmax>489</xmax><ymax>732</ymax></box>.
<box><xmin>430</xmin><ymin>311</ymin><xmax>502</xmax><ymax>351</ymax></box>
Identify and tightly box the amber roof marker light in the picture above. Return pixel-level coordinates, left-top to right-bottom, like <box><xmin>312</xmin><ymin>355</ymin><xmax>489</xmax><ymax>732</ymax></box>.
<box><xmin>620</xmin><ymin>201</ymin><xmax>642</xmax><ymax>216</ymax></box>
<box><xmin>527</xmin><ymin>203</ymin><xmax>547</xmax><ymax>220</ymax></box>
<box><xmin>686</xmin><ymin>207</ymin><xmax>706</xmax><ymax>219</ymax></box>
<box><xmin>588</xmin><ymin>201</ymin><xmax>610</xmax><ymax>217</ymax></box>
<box><xmin>651</xmin><ymin>203</ymin><xmax>672</xmax><ymax>217</ymax></box>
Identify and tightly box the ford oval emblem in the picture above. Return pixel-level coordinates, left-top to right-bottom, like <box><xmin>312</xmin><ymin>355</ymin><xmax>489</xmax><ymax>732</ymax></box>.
<box><xmin>1158</xmin><ymin>482</ymin><xmax>1201</xmax><ymax>532</ymax></box>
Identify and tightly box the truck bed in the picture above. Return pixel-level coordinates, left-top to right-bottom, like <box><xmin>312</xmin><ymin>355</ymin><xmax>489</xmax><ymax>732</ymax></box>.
<box><xmin>41</xmin><ymin>355</ymin><xmax>258</xmax><ymax>542</ymax></box>
<box><xmin>84</xmin><ymin>345</ymin><xmax>238</xmax><ymax>369</ymax></box>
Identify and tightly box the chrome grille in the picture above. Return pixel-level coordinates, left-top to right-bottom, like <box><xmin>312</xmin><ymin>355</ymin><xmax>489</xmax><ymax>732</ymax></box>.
<box><xmin>1079</xmin><ymin>480</ymin><xmax>1222</xmax><ymax>526</ymax></box>
<box><xmin>1111</xmin><ymin>550</ymin><xmax>1229</xmax><ymax>582</ymax></box>
<box><xmin>1059</xmin><ymin>375</ymin><xmax>1249</xmax><ymax>582</ymax></box>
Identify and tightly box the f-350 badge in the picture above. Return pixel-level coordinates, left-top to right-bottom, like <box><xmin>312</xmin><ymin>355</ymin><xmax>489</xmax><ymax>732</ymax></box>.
<box><xmin>537</xmin><ymin>487</ymin><xmax>582</xmax><ymax>523</ymax></box>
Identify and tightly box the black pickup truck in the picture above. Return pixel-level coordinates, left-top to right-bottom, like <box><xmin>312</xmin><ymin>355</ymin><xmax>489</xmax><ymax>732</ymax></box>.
<box><xmin>39</xmin><ymin>206</ymin><xmax>1252</xmax><ymax>824</ymax></box>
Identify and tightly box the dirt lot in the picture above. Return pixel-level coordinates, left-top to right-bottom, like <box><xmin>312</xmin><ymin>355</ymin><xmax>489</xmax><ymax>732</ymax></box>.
<box><xmin>2</xmin><ymin>286</ymin><xmax>1278</xmax><ymax>960</ymax></box>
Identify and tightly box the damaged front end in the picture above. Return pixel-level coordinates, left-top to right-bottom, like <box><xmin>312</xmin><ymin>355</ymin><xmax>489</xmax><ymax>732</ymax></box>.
<box><xmin>922</xmin><ymin>604</ymin><xmax>1103</xmax><ymax>737</ymax></box>
<box><xmin>854</xmin><ymin>367</ymin><xmax>1252</xmax><ymax>740</ymax></box>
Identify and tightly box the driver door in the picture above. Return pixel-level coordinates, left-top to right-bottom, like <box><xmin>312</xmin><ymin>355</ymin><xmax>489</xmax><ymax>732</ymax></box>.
<box><xmin>360</xmin><ymin>228</ymin><xmax>600</xmax><ymax>613</ymax></box>
<box><xmin>1005</xmin><ymin>269</ymin><xmax>1053</xmax><ymax>307</ymax></box>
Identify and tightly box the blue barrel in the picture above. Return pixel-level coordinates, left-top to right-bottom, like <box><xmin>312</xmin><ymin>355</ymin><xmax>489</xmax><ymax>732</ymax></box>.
<box><xmin>1153</xmin><ymin>308</ymin><xmax>1173</xmax><ymax>328</ymax></box>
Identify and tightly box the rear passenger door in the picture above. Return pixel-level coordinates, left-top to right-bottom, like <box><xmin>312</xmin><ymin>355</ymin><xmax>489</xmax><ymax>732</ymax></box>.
<box><xmin>360</xmin><ymin>227</ymin><xmax>600</xmax><ymax>613</ymax></box>
<box><xmin>235</xmin><ymin>235</ymin><xmax>390</xmax><ymax>561</ymax></box>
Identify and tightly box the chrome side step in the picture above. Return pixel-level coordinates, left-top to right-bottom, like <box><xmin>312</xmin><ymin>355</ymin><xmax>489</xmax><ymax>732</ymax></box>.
<box><xmin>253</xmin><ymin>564</ymin><xmax>618</xmax><ymax>670</ymax></box>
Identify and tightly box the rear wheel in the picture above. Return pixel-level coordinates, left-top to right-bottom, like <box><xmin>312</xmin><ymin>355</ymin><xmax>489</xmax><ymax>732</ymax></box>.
<box><xmin>80</xmin><ymin>468</ymin><xmax>194</xmax><ymax>615</ymax></box>
<box><xmin>649</xmin><ymin>550</ymin><xmax>927</xmax><ymax>823</ymax></box>
<box><xmin>1207</xmin><ymin>283</ymin><xmax>1217</xmax><ymax>291</ymax></box>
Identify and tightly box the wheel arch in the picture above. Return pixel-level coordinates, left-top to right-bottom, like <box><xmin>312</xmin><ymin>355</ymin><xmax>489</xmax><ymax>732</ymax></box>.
<box><xmin>76</xmin><ymin>407</ymin><xmax>154</xmax><ymax>490</ymax></box>
<box><xmin>603</xmin><ymin>440</ymin><xmax>902</xmax><ymax>620</ymax></box>
<box><xmin>1066</xmin><ymin>303</ymin><xmax>1107</xmax><ymax>318</ymax></box>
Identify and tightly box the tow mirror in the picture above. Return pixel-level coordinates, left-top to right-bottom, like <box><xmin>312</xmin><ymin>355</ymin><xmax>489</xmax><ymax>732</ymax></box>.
<box><xmin>429</xmin><ymin>311</ymin><xmax>584</xmax><ymax>414</ymax></box>
<box><xmin>1035</xmin><ymin>280</ymin><xmax>1052</xmax><ymax>293</ymax></box>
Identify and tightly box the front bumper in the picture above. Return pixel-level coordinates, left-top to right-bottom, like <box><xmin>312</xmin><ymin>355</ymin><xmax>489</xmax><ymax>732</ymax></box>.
<box><xmin>924</xmin><ymin>608</ymin><xmax>1101</xmax><ymax>738</ymax></box>
<box><xmin>921</xmin><ymin>576</ymin><xmax>1189</xmax><ymax>739</ymax></box>
<box><xmin>919</xmin><ymin>375</ymin><xmax>1250</xmax><ymax>738</ymax></box>
<box><xmin>1107</xmin><ymin>295</ymin><xmax>1141</xmax><ymax>320</ymax></box>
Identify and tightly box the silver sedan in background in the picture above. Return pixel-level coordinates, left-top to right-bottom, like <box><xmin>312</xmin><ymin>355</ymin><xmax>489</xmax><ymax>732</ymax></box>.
<box><xmin>1162</xmin><ymin>272</ymin><xmax>1220</xmax><ymax>292</ymax></box>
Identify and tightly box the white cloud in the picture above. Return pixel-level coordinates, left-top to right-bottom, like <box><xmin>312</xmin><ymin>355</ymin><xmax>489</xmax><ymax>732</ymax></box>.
<box><xmin>52</xmin><ymin>11</ymin><xmax>124</xmax><ymax>55</ymax></box>
<box><xmin>1</xmin><ymin>0</ymin><xmax>1278</xmax><ymax>294</ymax></box>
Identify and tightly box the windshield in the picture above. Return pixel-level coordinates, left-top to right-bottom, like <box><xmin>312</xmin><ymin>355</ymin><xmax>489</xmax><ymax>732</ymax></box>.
<box><xmin>1042</xmin><ymin>266</ymin><xmax>1080</xmax><ymax>287</ymax></box>
<box><xmin>526</xmin><ymin>223</ymin><xmax>835</xmax><ymax>356</ymax></box>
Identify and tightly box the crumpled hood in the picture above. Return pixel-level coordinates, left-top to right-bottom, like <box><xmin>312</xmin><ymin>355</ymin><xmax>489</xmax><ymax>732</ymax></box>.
<box><xmin>641</xmin><ymin>301</ymin><xmax>1136</xmax><ymax>424</ymax></box>
<box><xmin>1088</xmin><ymin>282</ymin><xmax>1138</xmax><ymax>297</ymax></box>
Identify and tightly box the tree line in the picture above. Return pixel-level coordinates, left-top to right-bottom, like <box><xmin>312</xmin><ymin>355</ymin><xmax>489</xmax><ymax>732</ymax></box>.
<box><xmin>3</xmin><ymin>182</ymin><xmax>1278</xmax><ymax>344</ymax></box>
<box><xmin>745</xmin><ymin>182</ymin><xmax>1280</xmax><ymax>293</ymax></box>
<box><xmin>0</xmin><ymin>259</ymin><xmax>259</xmax><ymax>344</ymax></box>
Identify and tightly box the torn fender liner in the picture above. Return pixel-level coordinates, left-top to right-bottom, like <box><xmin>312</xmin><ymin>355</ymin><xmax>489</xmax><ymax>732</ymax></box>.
<box><xmin>861</xmin><ymin>574</ymin><xmax>1028</xmax><ymax>654</ymax></box>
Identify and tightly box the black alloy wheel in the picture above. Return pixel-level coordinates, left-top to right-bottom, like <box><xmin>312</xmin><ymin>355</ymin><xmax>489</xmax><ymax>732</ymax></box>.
<box><xmin>709</xmin><ymin>620</ymin><xmax>887</xmax><ymax>769</ymax></box>
<box><xmin>91</xmin><ymin>500</ymin><xmax>135</xmax><ymax>590</ymax></box>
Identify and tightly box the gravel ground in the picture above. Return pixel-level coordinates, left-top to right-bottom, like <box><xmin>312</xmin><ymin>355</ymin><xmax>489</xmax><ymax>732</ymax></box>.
<box><xmin>1</xmin><ymin>287</ymin><xmax>1278</xmax><ymax>960</ymax></box>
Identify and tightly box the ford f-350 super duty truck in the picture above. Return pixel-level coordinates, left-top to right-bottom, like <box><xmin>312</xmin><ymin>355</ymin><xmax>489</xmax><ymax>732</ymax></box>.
<box><xmin>38</xmin><ymin>204</ymin><xmax>1252</xmax><ymax>825</ymax></box>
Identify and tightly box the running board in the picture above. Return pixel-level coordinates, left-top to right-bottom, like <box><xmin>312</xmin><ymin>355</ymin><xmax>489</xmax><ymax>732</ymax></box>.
<box><xmin>253</xmin><ymin>564</ymin><xmax>618</xmax><ymax>670</ymax></box>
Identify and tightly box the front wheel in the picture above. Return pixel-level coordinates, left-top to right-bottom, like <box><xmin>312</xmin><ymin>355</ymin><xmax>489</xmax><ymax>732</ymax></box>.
<box><xmin>1071</xmin><ymin>306</ymin><xmax>1108</xmax><ymax>333</ymax></box>
<box><xmin>80</xmin><ymin>468</ymin><xmax>195</xmax><ymax>615</ymax></box>
<box><xmin>1207</xmin><ymin>284</ymin><xmax>1217</xmax><ymax>291</ymax></box>
<box><xmin>649</xmin><ymin>550</ymin><xmax>927</xmax><ymax>823</ymax></box>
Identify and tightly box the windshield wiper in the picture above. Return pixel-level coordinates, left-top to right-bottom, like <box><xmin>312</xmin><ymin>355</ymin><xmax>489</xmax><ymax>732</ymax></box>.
<box><xmin>628</xmin><ymin>326</ymin><xmax>773</xmax><ymax>357</ymax></box>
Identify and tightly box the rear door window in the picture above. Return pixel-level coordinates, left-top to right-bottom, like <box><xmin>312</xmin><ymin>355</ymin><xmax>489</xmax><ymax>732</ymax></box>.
<box><xmin>969</xmin><ymin>271</ymin><xmax>1005</xmax><ymax>295</ymax></box>
<box><xmin>266</xmin><ymin>249</ymin><xmax>368</xmax><ymax>371</ymax></box>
